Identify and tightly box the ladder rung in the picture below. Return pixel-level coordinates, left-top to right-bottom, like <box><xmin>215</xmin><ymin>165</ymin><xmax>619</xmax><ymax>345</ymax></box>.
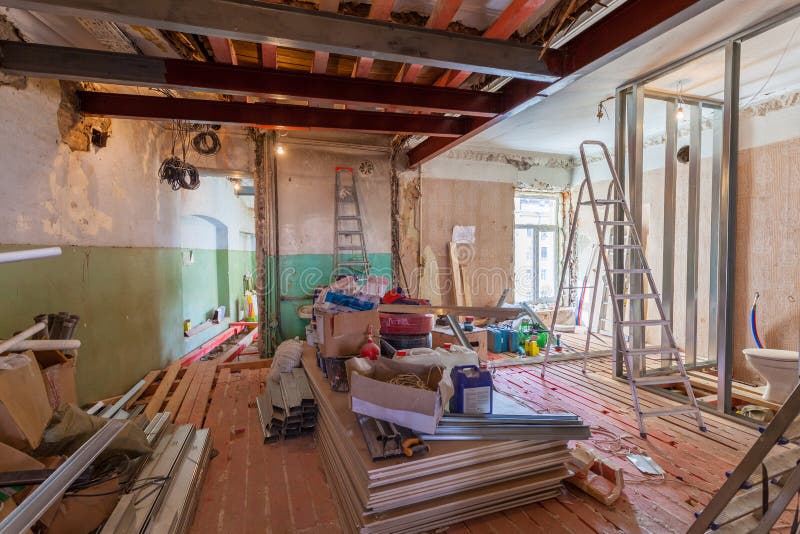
<box><xmin>604</xmin><ymin>244</ymin><xmax>639</xmax><ymax>250</ymax></box>
<box><xmin>338</xmin><ymin>261</ymin><xmax>369</xmax><ymax>266</ymax></box>
<box><xmin>631</xmin><ymin>375</ymin><xmax>689</xmax><ymax>386</ymax></box>
<box><xmin>614</xmin><ymin>293</ymin><xmax>658</xmax><ymax>300</ymax></box>
<box><xmin>712</xmin><ymin>483</ymin><xmax>781</xmax><ymax>527</ymax></box>
<box><xmin>639</xmin><ymin>405</ymin><xmax>699</xmax><ymax>417</ymax></box>
<box><xmin>782</xmin><ymin>419</ymin><xmax>800</xmax><ymax>441</ymax></box>
<box><xmin>337</xmin><ymin>216</ymin><xmax>360</xmax><ymax>220</ymax></box>
<box><xmin>624</xmin><ymin>346</ymin><xmax>679</xmax><ymax>356</ymax></box>
<box><xmin>337</xmin><ymin>246</ymin><xmax>365</xmax><ymax>251</ymax></box>
<box><xmin>597</xmin><ymin>220</ymin><xmax>633</xmax><ymax>226</ymax></box>
<box><xmin>619</xmin><ymin>319</ymin><xmax>670</xmax><ymax>327</ymax></box>
<box><xmin>337</xmin><ymin>230</ymin><xmax>363</xmax><ymax>235</ymax></box>
<box><xmin>581</xmin><ymin>199</ymin><xmax>623</xmax><ymax>205</ymax></box>
<box><xmin>608</xmin><ymin>268</ymin><xmax>650</xmax><ymax>274</ymax></box>
<box><xmin>744</xmin><ymin>447</ymin><xmax>800</xmax><ymax>487</ymax></box>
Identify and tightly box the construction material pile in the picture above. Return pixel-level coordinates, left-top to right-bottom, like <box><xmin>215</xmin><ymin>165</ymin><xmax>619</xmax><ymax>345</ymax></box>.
<box><xmin>101</xmin><ymin>416</ymin><xmax>212</xmax><ymax>534</ymax></box>
<box><xmin>302</xmin><ymin>347</ymin><xmax>587</xmax><ymax>534</ymax></box>
<box><xmin>256</xmin><ymin>368</ymin><xmax>318</xmax><ymax>442</ymax></box>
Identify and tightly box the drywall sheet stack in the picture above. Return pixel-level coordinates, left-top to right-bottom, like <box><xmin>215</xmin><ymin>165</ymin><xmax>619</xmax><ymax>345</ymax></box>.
<box><xmin>301</xmin><ymin>347</ymin><xmax>574</xmax><ymax>533</ymax></box>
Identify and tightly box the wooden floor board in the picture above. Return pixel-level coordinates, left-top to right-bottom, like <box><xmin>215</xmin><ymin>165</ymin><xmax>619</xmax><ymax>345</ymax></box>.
<box><xmin>187</xmin><ymin>354</ymin><xmax>774</xmax><ymax>533</ymax></box>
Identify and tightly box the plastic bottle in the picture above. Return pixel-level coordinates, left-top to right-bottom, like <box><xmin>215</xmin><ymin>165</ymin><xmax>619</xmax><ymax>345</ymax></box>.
<box><xmin>359</xmin><ymin>325</ymin><xmax>380</xmax><ymax>360</ymax></box>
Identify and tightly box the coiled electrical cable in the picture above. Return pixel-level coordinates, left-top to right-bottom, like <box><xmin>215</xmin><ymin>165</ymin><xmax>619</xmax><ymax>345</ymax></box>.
<box><xmin>159</xmin><ymin>156</ymin><xmax>200</xmax><ymax>191</ymax></box>
<box><xmin>191</xmin><ymin>130</ymin><xmax>221</xmax><ymax>155</ymax></box>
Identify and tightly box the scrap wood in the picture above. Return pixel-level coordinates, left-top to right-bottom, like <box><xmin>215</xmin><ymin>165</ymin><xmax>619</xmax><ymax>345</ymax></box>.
<box><xmin>566</xmin><ymin>442</ymin><xmax>624</xmax><ymax>506</ymax></box>
<box><xmin>218</xmin><ymin>358</ymin><xmax>272</xmax><ymax>372</ymax></box>
<box><xmin>164</xmin><ymin>363</ymin><xmax>200</xmax><ymax>422</ymax></box>
<box><xmin>144</xmin><ymin>361</ymin><xmax>182</xmax><ymax>420</ymax></box>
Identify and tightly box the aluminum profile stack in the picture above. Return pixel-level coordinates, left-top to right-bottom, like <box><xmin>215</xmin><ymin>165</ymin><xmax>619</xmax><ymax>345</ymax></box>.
<box><xmin>256</xmin><ymin>368</ymin><xmax>318</xmax><ymax>442</ymax></box>
<box><xmin>100</xmin><ymin>420</ymin><xmax>212</xmax><ymax>534</ymax></box>
<box><xmin>300</xmin><ymin>348</ymin><xmax>583</xmax><ymax>534</ymax></box>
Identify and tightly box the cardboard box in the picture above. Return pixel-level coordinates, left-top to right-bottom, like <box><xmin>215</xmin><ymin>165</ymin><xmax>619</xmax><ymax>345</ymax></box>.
<box><xmin>346</xmin><ymin>356</ymin><xmax>453</xmax><ymax>434</ymax></box>
<box><xmin>35</xmin><ymin>351</ymin><xmax>78</xmax><ymax>410</ymax></box>
<box><xmin>0</xmin><ymin>351</ymin><xmax>54</xmax><ymax>450</ymax></box>
<box><xmin>317</xmin><ymin>309</ymin><xmax>380</xmax><ymax>357</ymax></box>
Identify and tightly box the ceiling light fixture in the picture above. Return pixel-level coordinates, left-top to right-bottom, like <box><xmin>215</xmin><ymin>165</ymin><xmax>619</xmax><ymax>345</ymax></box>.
<box><xmin>276</xmin><ymin>145</ymin><xmax>285</xmax><ymax>155</ymax></box>
<box><xmin>675</xmin><ymin>81</ymin><xmax>686</xmax><ymax>120</ymax></box>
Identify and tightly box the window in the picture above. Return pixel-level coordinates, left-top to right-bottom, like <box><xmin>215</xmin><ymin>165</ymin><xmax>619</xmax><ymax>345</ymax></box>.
<box><xmin>514</xmin><ymin>194</ymin><xmax>559</xmax><ymax>304</ymax></box>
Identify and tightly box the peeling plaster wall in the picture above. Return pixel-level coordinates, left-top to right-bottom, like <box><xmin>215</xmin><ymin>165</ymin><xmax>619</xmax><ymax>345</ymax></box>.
<box><xmin>277</xmin><ymin>137</ymin><xmax>392</xmax><ymax>337</ymax></box>
<box><xmin>0</xmin><ymin>77</ymin><xmax>256</xmax><ymax>402</ymax></box>
<box><xmin>398</xmin><ymin>146</ymin><xmax>574</xmax><ymax>304</ymax></box>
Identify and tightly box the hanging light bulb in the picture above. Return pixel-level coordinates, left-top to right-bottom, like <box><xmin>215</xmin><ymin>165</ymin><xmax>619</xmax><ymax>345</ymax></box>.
<box><xmin>675</xmin><ymin>80</ymin><xmax>686</xmax><ymax>120</ymax></box>
<box><xmin>276</xmin><ymin>145</ymin><xmax>285</xmax><ymax>155</ymax></box>
<box><xmin>233</xmin><ymin>180</ymin><xmax>241</xmax><ymax>192</ymax></box>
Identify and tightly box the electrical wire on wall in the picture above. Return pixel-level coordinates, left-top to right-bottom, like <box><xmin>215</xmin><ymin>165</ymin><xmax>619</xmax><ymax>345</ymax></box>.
<box><xmin>159</xmin><ymin>120</ymin><xmax>200</xmax><ymax>191</ymax></box>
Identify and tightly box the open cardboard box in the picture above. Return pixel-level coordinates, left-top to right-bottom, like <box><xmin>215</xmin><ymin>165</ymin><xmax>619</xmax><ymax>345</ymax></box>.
<box><xmin>316</xmin><ymin>309</ymin><xmax>379</xmax><ymax>357</ymax></box>
<box><xmin>346</xmin><ymin>356</ymin><xmax>453</xmax><ymax>434</ymax></box>
<box><xmin>0</xmin><ymin>351</ymin><xmax>53</xmax><ymax>450</ymax></box>
<box><xmin>34</xmin><ymin>350</ymin><xmax>78</xmax><ymax>410</ymax></box>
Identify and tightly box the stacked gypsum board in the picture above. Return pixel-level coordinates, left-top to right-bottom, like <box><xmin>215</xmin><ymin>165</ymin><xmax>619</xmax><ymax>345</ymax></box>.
<box><xmin>256</xmin><ymin>368</ymin><xmax>318</xmax><ymax>441</ymax></box>
<box><xmin>301</xmin><ymin>347</ymin><xmax>573</xmax><ymax>533</ymax></box>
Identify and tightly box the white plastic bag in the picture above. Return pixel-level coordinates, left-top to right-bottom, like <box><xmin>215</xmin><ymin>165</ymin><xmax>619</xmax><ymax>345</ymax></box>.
<box><xmin>268</xmin><ymin>337</ymin><xmax>304</xmax><ymax>383</ymax></box>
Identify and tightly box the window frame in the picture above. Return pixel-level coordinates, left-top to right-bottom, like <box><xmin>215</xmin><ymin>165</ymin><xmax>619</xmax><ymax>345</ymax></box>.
<box><xmin>513</xmin><ymin>193</ymin><xmax>561</xmax><ymax>305</ymax></box>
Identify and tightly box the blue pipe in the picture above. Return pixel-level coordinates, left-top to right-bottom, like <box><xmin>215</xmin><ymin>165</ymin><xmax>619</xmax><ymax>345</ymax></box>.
<box><xmin>750</xmin><ymin>292</ymin><xmax>764</xmax><ymax>349</ymax></box>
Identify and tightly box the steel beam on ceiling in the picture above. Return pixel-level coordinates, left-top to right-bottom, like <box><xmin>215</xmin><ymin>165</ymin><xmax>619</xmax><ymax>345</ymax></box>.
<box><xmin>0</xmin><ymin>40</ymin><xmax>502</xmax><ymax>117</ymax></box>
<box><xmin>408</xmin><ymin>0</ymin><xmax>724</xmax><ymax>167</ymax></box>
<box><xmin>76</xmin><ymin>91</ymin><xmax>473</xmax><ymax>137</ymax></box>
<box><xmin>0</xmin><ymin>0</ymin><xmax>562</xmax><ymax>81</ymax></box>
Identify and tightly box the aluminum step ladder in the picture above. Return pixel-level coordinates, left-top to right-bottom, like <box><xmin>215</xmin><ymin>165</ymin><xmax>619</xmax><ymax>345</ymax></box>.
<box><xmin>542</xmin><ymin>140</ymin><xmax>705</xmax><ymax>439</ymax></box>
<box><xmin>690</xmin><ymin>381</ymin><xmax>800</xmax><ymax>533</ymax></box>
<box><xmin>333</xmin><ymin>167</ymin><xmax>370</xmax><ymax>279</ymax></box>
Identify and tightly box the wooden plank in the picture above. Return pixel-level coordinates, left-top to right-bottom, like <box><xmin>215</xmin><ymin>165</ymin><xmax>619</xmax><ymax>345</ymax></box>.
<box><xmin>448</xmin><ymin>242</ymin><xmax>465</xmax><ymax>306</ymax></box>
<box><xmin>124</xmin><ymin>369</ymin><xmax>161</xmax><ymax>410</ymax></box>
<box><xmin>187</xmin><ymin>360</ymin><xmax>220</xmax><ymax>428</ymax></box>
<box><xmin>175</xmin><ymin>361</ymin><xmax>212</xmax><ymax>425</ymax></box>
<box><xmin>164</xmin><ymin>362</ymin><xmax>200</xmax><ymax>422</ymax></box>
<box><xmin>218</xmin><ymin>358</ymin><xmax>272</xmax><ymax>371</ymax></box>
<box><xmin>144</xmin><ymin>361</ymin><xmax>181</xmax><ymax>420</ymax></box>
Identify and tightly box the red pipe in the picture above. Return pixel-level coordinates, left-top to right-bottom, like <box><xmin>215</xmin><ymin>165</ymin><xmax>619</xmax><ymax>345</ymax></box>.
<box><xmin>180</xmin><ymin>325</ymin><xmax>244</xmax><ymax>366</ymax></box>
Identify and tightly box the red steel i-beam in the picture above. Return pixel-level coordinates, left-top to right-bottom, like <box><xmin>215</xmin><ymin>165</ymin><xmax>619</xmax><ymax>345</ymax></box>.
<box><xmin>77</xmin><ymin>91</ymin><xmax>471</xmax><ymax>137</ymax></box>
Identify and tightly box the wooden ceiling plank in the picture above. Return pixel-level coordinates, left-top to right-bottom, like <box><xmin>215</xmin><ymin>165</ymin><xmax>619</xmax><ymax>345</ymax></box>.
<box><xmin>352</xmin><ymin>0</ymin><xmax>395</xmax><ymax>79</ymax></box>
<box><xmin>439</xmin><ymin>0</ymin><xmax>548</xmax><ymax>88</ymax></box>
<box><xmin>401</xmin><ymin>0</ymin><xmax>462</xmax><ymax>83</ymax></box>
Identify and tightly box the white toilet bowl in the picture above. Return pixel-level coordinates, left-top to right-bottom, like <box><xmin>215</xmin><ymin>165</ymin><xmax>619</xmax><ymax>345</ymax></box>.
<box><xmin>743</xmin><ymin>348</ymin><xmax>800</xmax><ymax>403</ymax></box>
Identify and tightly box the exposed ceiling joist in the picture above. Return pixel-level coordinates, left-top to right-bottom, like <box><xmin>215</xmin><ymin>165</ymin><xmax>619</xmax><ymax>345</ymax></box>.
<box><xmin>400</xmin><ymin>0</ymin><xmax>464</xmax><ymax>84</ymax></box>
<box><xmin>0</xmin><ymin>0</ymin><xmax>563</xmax><ymax>81</ymax></box>
<box><xmin>353</xmin><ymin>0</ymin><xmax>396</xmax><ymax>79</ymax></box>
<box><xmin>0</xmin><ymin>40</ymin><xmax>503</xmax><ymax>116</ymax></box>
<box><xmin>435</xmin><ymin>0</ymin><xmax>548</xmax><ymax>88</ymax></box>
<box><xmin>408</xmin><ymin>0</ymin><xmax>725</xmax><ymax>166</ymax></box>
<box><xmin>76</xmin><ymin>91</ymin><xmax>475</xmax><ymax>137</ymax></box>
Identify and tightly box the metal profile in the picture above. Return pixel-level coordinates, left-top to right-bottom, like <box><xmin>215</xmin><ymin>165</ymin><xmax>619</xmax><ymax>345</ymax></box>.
<box><xmin>684</xmin><ymin>103</ymin><xmax>702</xmax><ymax>367</ymax></box>
<box><xmin>0</xmin><ymin>420</ymin><xmax>126</xmax><ymax>533</ymax></box>
<box><xmin>292</xmin><ymin>368</ymin><xmax>315</xmax><ymax>407</ymax></box>
<box><xmin>661</xmin><ymin>98</ymin><xmax>678</xmax><ymax>359</ymax></box>
<box><xmin>279</xmin><ymin>371</ymin><xmax>303</xmax><ymax>415</ymax></box>
<box><xmin>99</xmin><ymin>379</ymin><xmax>146</xmax><ymax>418</ymax></box>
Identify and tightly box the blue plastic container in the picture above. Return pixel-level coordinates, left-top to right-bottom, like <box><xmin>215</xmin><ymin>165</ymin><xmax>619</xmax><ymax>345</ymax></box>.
<box><xmin>506</xmin><ymin>328</ymin><xmax>520</xmax><ymax>352</ymax></box>
<box><xmin>487</xmin><ymin>328</ymin><xmax>507</xmax><ymax>353</ymax></box>
<box><xmin>449</xmin><ymin>365</ymin><xmax>493</xmax><ymax>414</ymax></box>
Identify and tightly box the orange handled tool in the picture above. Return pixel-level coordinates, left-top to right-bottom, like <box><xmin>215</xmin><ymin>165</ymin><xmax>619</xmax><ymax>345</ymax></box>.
<box><xmin>402</xmin><ymin>438</ymin><xmax>429</xmax><ymax>457</ymax></box>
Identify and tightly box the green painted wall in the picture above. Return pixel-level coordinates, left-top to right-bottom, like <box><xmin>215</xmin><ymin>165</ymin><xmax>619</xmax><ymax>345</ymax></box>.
<box><xmin>0</xmin><ymin>245</ymin><xmax>255</xmax><ymax>404</ymax></box>
<box><xmin>278</xmin><ymin>253</ymin><xmax>392</xmax><ymax>339</ymax></box>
